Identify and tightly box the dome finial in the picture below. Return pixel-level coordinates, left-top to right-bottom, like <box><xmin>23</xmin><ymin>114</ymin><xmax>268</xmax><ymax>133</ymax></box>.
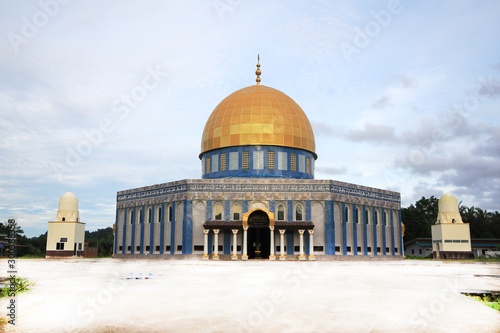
<box><xmin>255</xmin><ymin>54</ymin><xmax>261</xmax><ymax>85</ymax></box>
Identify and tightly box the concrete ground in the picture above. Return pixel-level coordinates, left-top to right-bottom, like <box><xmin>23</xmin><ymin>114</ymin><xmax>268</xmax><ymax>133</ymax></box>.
<box><xmin>1</xmin><ymin>259</ymin><xmax>499</xmax><ymax>333</ymax></box>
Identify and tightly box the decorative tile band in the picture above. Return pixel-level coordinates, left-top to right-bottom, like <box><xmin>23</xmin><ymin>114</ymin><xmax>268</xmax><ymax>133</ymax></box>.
<box><xmin>117</xmin><ymin>180</ymin><xmax>400</xmax><ymax>204</ymax></box>
<box><xmin>118</xmin><ymin>184</ymin><xmax>187</xmax><ymax>202</ymax></box>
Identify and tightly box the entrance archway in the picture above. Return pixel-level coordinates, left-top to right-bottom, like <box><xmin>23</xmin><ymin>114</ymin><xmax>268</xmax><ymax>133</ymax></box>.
<box><xmin>247</xmin><ymin>210</ymin><xmax>270</xmax><ymax>259</ymax></box>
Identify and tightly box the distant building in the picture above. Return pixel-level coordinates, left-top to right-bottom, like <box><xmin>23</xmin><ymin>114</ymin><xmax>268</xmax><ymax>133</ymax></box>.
<box><xmin>46</xmin><ymin>192</ymin><xmax>85</xmax><ymax>258</ymax></box>
<box><xmin>0</xmin><ymin>234</ymin><xmax>6</xmax><ymax>256</ymax></box>
<box><xmin>83</xmin><ymin>242</ymin><xmax>98</xmax><ymax>257</ymax></box>
<box><xmin>405</xmin><ymin>237</ymin><xmax>500</xmax><ymax>258</ymax></box>
<box><xmin>113</xmin><ymin>59</ymin><xmax>403</xmax><ymax>260</ymax></box>
<box><xmin>431</xmin><ymin>193</ymin><xmax>473</xmax><ymax>259</ymax></box>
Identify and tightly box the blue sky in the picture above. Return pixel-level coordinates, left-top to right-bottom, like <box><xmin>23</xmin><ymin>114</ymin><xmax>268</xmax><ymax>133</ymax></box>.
<box><xmin>1</xmin><ymin>1</ymin><xmax>499</xmax><ymax>237</ymax></box>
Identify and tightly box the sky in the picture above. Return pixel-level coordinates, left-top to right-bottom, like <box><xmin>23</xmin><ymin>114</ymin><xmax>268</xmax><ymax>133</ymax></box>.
<box><xmin>1</xmin><ymin>0</ymin><xmax>499</xmax><ymax>237</ymax></box>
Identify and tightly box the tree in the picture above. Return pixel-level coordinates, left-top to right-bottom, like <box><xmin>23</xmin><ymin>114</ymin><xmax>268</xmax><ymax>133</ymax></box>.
<box><xmin>1</xmin><ymin>222</ymin><xmax>115</xmax><ymax>258</ymax></box>
<box><xmin>29</xmin><ymin>232</ymin><xmax>47</xmax><ymax>256</ymax></box>
<box><xmin>402</xmin><ymin>196</ymin><xmax>438</xmax><ymax>241</ymax></box>
<box><xmin>403</xmin><ymin>196</ymin><xmax>500</xmax><ymax>241</ymax></box>
<box><xmin>85</xmin><ymin>227</ymin><xmax>114</xmax><ymax>257</ymax></box>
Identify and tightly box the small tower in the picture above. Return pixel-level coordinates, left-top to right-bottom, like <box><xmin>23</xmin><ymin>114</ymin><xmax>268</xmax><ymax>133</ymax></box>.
<box><xmin>431</xmin><ymin>193</ymin><xmax>473</xmax><ymax>259</ymax></box>
<box><xmin>46</xmin><ymin>192</ymin><xmax>86</xmax><ymax>258</ymax></box>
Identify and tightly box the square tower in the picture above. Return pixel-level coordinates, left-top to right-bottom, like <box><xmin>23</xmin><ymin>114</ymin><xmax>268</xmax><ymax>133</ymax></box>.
<box><xmin>431</xmin><ymin>193</ymin><xmax>473</xmax><ymax>259</ymax></box>
<box><xmin>46</xmin><ymin>192</ymin><xmax>85</xmax><ymax>258</ymax></box>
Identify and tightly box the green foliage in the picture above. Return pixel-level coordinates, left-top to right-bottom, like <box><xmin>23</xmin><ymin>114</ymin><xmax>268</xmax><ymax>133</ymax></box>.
<box><xmin>85</xmin><ymin>227</ymin><xmax>114</xmax><ymax>257</ymax></box>
<box><xmin>402</xmin><ymin>196</ymin><xmax>500</xmax><ymax>242</ymax></box>
<box><xmin>0</xmin><ymin>222</ymin><xmax>114</xmax><ymax>258</ymax></box>
<box><xmin>464</xmin><ymin>293</ymin><xmax>500</xmax><ymax>311</ymax></box>
<box><xmin>404</xmin><ymin>255</ymin><xmax>432</xmax><ymax>260</ymax></box>
<box><xmin>0</xmin><ymin>316</ymin><xmax>7</xmax><ymax>328</ymax></box>
<box><xmin>402</xmin><ymin>196</ymin><xmax>439</xmax><ymax>241</ymax></box>
<box><xmin>0</xmin><ymin>277</ymin><xmax>34</xmax><ymax>298</ymax></box>
<box><xmin>462</xmin><ymin>208</ymin><xmax>500</xmax><ymax>238</ymax></box>
<box><xmin>0</xmin><ymin>222</ymin><xmax>35</xmax><ymax>257</ymax></box>
<box><xmin>28</xmin><ymin>231</ymin><xmax>47</xmax><ymax>257</ymax></box>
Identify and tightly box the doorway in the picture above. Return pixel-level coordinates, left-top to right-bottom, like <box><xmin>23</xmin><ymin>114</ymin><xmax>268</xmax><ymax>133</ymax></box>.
<box><xmin>247</xmin><ymin>210</ymin><xmax>270</xmax><ymax>259</ymax></box>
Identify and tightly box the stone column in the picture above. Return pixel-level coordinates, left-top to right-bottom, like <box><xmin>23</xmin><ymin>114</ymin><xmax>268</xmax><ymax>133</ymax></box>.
<box><xmin>279</xmin><ymin>229</ymin><xmax>286</xmax><ymax>261</ymax></box>
<box><xmin>213</xmin><ymin>229</ymin><xmax>220</xmax><ymax>260</ymax></box>
<box><xmin>242</xmin><ymin>226</ymin><xmax>249</xmax><ymax>261</ymax></box>
<box><xmin>298</xmin><ymin>230</ymin><xmax>306</xmax><ymax>260</ymax></box>
<box><xmin>308</xmin><ymin>229</ymin><xmax>315</xmax><ymax>261</ymax></box>
<box><xmin>202</xmin><ymin>229</ymin><xmax>209</xmax><ymax>260</ymax></box>
<box><xmin>269</xmin><ymin>226</ymin><xmax>276</xmax><ymax>260</ymax></box>
<box><xmin>231</xmin><ymin>229</ymin><xmax>239</xmax><ymax>260</ymax></box>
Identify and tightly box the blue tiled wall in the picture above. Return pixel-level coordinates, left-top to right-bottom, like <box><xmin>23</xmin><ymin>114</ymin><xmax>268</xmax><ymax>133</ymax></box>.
<box><xmin>201</xmin><ymin>145</ymin><xmax>315</xmax><ymax>179</ymax></box>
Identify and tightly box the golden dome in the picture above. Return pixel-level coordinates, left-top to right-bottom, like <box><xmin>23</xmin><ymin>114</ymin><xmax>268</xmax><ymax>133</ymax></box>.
<box><xmin>200</xmin><ymin>85</ymin><xmax>316</xmax><ymax>158</ymax></box>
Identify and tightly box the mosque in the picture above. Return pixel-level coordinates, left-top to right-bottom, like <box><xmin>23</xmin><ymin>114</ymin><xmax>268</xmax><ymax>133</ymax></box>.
<box><xmin>113</xmin><ymin>58</ymin><xmax>403</xmax><ymax>260</ymax></box>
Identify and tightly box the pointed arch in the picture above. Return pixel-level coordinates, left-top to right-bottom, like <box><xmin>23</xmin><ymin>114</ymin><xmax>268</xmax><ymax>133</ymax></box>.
<box><xmin>277</xmin><ymin>204</ymin><xmax>285</xmax><ymax>221</ymax></box>
<box><xmin>214</xmin><ymin>203</ymin><xmax>223</xmax><ymax>221</ymax></box>
<box><xmin>295</xmin><ymin>203</ymin><xmax>304</xmax><ymax>221</ymax></box>
<box><xmin>242</xmin><ymin>208</ymin><xmax>275</xmax><ymax>227</ymax></box>
<box><xmin>233</xmin><ymin>203</ymin><xmax>241</xmax><ymax>220</ymax></box>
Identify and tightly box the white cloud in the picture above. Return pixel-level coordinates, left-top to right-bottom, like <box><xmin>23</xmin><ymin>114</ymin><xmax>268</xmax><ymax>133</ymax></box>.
<box><xmin>1</xmin><ymin>1</ymin><xmax>500</xmax><ymax>236</ymax></box>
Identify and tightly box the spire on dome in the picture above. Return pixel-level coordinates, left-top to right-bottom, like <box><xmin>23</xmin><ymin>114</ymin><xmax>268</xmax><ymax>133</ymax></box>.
<box><xmin>255</xmin><ymin>54</ymin><xmax>261</xmax><ymax>85</ymax></box>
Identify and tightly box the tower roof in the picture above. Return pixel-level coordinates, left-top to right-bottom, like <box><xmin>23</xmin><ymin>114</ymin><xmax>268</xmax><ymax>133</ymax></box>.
<box><xmin>438</xmin><ymin>193</ymin><xmax>459</xmax><ymax>213</ymax></box>
<box><xmin>58</xmin><ymin>192</ymin><xmax>78</xmax><ymax>211</ymax></box>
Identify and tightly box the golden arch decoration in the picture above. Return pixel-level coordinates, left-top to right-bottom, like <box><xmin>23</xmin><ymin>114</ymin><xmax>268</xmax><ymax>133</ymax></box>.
<box><xmin>242</xmin><ymin>208</ymin><xmax>275</xmax><ymax>227</ymax></box>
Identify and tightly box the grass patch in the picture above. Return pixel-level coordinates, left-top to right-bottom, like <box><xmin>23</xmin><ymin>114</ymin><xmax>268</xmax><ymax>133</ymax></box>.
<box><xmin>404</xmin><ymin>255</ymin><xmax>432</xmax><ymax>260</ymax></box>
<box><xmin>404</xmin><ymin>256</ymin><xmax>500</xmax><ymax>262</ymax></box>
<box><xmin>0</xmin><ymin>316</ymin><xmax>8</xmax><ymax>333</ymax></box>
<box><xmin>464</xmin><ymin>293</ymin><xmax>500</xmax><ymax>311</ymax></box>
<box><xmin>18</xmin><ymin>254</ymin><xmax>45</xmax><ymax>259</ymax></box>
<box><xmin>471</xmin><ymin>257</ymin><xmax>500</xmax><ymax>262</ymax></box>
<box><xmin>0</xmin><ymin>277</ymin><xmax>35</xmax><ymax>299</ymax></box>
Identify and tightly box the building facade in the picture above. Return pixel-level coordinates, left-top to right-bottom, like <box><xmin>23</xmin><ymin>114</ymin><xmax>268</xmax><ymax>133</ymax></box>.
<box><xmin>113</xmin><ymin>60</ymin><xmax>403</xmax><ymax>260</ymax></box>
<box><xmin>405</xmin><ymin>238</ymin><xmax>500</xmax><ymax>258</ymax></box>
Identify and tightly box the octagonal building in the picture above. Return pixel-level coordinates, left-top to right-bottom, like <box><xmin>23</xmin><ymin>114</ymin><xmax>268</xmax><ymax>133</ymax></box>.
<box><xmin>113</xmin><ymin>59</ymin><xmax>402</xmax><ymax>260</ymax></box>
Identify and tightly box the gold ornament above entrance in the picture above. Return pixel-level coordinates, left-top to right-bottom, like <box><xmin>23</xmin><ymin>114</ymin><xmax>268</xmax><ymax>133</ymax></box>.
<box><xmin>242</xmin><ymin>208</ymin><xmax>274</xmax><ymax>227</ymax></box>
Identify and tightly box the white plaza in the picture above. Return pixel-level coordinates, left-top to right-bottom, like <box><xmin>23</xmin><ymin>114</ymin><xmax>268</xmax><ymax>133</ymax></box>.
<box><xmin>2</xmin><ymin>259</ymin><xmax>499</xmax><ymax>332</ymax></box>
